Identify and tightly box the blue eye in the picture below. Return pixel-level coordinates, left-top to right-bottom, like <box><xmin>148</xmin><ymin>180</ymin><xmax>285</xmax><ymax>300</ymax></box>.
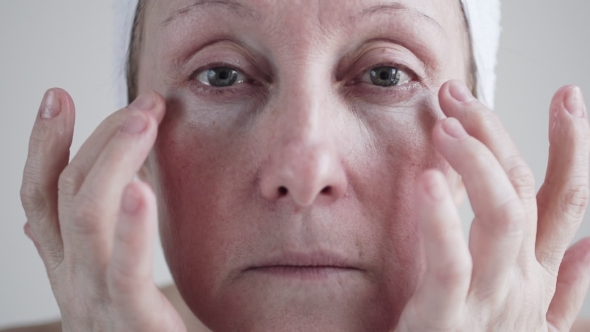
<box><xmin>196</xmin><ymin>67</ymin><xmax>246</xmax><ymax>87</ymax></box>
<box><xmin>362</xmin><ymin>66</ymin><xmax>411</xmax><ymax>87</ymax></box>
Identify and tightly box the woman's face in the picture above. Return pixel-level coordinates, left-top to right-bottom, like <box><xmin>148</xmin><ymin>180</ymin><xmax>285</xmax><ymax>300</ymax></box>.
<box><xmin>138</xmin><ymin>0</ymin><xmax>470</xmax><ymax>330</ymax></box>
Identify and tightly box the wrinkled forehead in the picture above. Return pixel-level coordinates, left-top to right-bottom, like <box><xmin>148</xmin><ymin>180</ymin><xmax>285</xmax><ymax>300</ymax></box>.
<box><xmin>137</xmin><ymin>0</ymin><xmax>470</xmax><ymax>88</ymax></box>
<box><xmin>144</xmin><ymin>0</ymin><xmax>465</xmax><ymax>44</ymax></box>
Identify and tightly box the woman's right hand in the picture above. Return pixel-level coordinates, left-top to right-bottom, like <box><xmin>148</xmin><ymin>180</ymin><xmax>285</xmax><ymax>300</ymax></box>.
<box><xmin>19</xmin><ymin>89</ymin><xmax>186</xmax><ymax>332</ymax></box>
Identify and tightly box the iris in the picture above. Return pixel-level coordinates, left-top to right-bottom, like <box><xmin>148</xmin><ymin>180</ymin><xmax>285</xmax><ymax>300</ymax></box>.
<box><xmin>206</xmin><ymin>67</ymin><xmax>239</xmax><ymax>87</ymax></box>
<box><xmin>370</xmin><ymin>67</ymin><xmax>401</xmax><ymax>87</ymax></box>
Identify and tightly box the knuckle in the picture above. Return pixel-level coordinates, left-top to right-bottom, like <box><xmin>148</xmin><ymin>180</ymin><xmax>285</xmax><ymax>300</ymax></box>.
<box><xmin>504</xmin><ymin>158</ymin><xmax>536</xmax><ymax>200</ymax></box>
<box><xmin>561</xmin><ymin>184</ymin><xmax>590</xmax><ymax>220</ymax></box>
<box><xmin>43</xmin><ymin>247</ymin><xmax>65</xmax><ymax>274</ymax></box>
<box><xmin>107</xmin><ymin>261</ymin><xmax>145</xmax><ymax>297</ymax></box>
<box><xmin>20</xmin><ymin>181</ymin><xmax>49</xmax><ymax>218</ymax></box>
<box><xmin>71</xmin><ymin>200</ymin><xmax>101</xmax><ymax>236</ymax></box>
<box><xmin>479</xmin><ymin>200</ymin><xmax>527</xmax><ymax>239</ymax></box>
<box><xmin>468</xmin><ymin>145</ymin><xmax>494</xmax><ymax>169</ymax></box>
<box><xmin>467</xmin><ymin>106</ymin><xmax>499</xmax><ymax>131</ymax></box>
<box><xmin>432</xmin><ymin>259</ymin><xmax>471</xmax><ymax>287</ymax></box>
<box><xmin>58</xmin><ymin>163</ymin><xmax>85</xmax><ymax>197</ymax></box>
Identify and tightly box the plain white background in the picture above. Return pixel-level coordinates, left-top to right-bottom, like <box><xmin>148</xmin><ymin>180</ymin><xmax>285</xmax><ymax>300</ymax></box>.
<box><xmin>0</xmin><ymin>0</ymin><xmax>589</xmax><ymax>329</ymax></box>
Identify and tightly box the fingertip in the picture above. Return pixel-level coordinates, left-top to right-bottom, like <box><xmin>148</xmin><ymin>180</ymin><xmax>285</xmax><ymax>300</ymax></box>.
<box><xmin>564</xmin><ymin>86</ymin><xmax>587</xmax><ymax>118</ymax></box>
<box><xmin>550</xmin><ymin>85</ymin><xmax>585</xmax><ymax>117</ymax></box>
<box><xmin>110</xmin><ymin>182</ymin><xmax>156</xmax><ymax>296</ymax></box>
<box><xmin>51</xmin><ymin>88</ymin><xmax>76</xmax><ymax>116</ymax></box>
<box><xmin>37</xmin><ymin>88</ymin><xmax>76</xmax><ymax>143</ymax></box>
<box><xmin>419</xmin><ymin>169</ymin><xmax>449</xmax><ymax>202</ymax></box>
<box><xmin>438</xmin><ymin>80</ymin><xmax>476</xmax><ymax>114</ymax></box>
<box><xmin>120</xmin><ymin>181</ymin><xmax>157</xmax><ymax>219</ymax></box>
<box><xmin>151</xmin><ymin>91</ymin><xmax>167</xmax><ymax>124</ymax></box>
<box><xmin>121</xmin><ymin>182</ymin><xmax>143</xmax><ymax>215</ymax></box>
<box><xmin>447</xmin><ymin>80</ymin><xmax>475</xmax><ymax>103</ymax></box>
<box><xmin>430</xmin><ymin>118</ymin><xmax>470</xmax><ymax>155</ymax></box>
<box><xmin>129</xmin><ymin>90</ymin><xmax>167</xmax><ymax>125</ymax></box>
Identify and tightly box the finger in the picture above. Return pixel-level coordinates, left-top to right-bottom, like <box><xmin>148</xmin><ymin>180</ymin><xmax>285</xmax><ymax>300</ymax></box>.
<box><xmin>432</xmin><ymin>117</ymin><xmax>526</xmax><ymax>293</ymax></box>
<box><xmin>57</xmin><ymin>91</ymin><xmax>165</xmax><ymax>199</ymax></box>
<box><xmin>399</xmin><ymin>170</ymin><xmax>471</xmax><ymax>330</ymax></box>
<box><xmin>107</xmin><ymin>181</ymin><xmax>182</xmax><ymax>330</ymax></box>
<box><xmin>107</xmin><ymin>181</ymin><xmax>156</xmax><ymax>308</ymax></box>
<box><xmin>64</xmin><ymin>96</ymin><xmax>162</xmax><ymax>268</ymax></box>
<box><xmin>439</xmin><ymin>80</ymin><xmax>538</xmax><ymax>246</ymax></box>
<box><xmin>20</xmin><ymin>89</ymin><xmax>75</xmax><ymax>270</ymax></box>
<box><xmin>536</xmin><ymin>86</ymin><xmax>590</xmax><ymax>275</ymax></box>
<box><xmin>546</xmin><ymin>237</ymin><xmax>590</xmax><ymax>332</ymax></box>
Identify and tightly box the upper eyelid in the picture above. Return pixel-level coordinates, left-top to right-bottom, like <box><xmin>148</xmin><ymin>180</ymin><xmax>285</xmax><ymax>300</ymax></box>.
<box><xmin>191</xmin><ymin>64</ymin><xmax>249</xmax><ymax>82</ymax></box>
<box><xmin>190</xmin><ymin>63</ymin><xmax>418</xmax><ymax>91</ymax></box>
<box><xmin>349</xmin><ymin>63</ymin><xmax>419</xmax><ymax>86</ymax></box>
<box><xmin>337</xmin><ymin>43</ymin><xmax>426</xmax><ymax>80</ymax></box>
<box><xmin>188</xmin><ymin>50</ymin><xmax>423</xmax><ymax>87</ymax></box>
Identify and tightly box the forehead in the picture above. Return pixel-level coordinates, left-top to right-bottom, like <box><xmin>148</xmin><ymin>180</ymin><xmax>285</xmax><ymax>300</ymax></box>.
<box><xmin>146</xmin><ymin>0</ymin><xmax>464</xmax><ymax>38</ymax></box>
<box><xmin>139</xmin><ymin>0</ymin><xmax>469</xmax><ymax>88</ymax></box>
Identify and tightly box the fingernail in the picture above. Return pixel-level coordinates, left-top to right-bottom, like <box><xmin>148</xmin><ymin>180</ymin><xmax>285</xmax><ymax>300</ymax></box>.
<box><xmin>564</xmin><ymin>87</ymin><xmax>587</xmax><ymax>118</ymax></box>
<box><xmin>129</xmin><ymin>92</ymin><xmax>155</xmax><ymax>110</ymax></box>
<box><xmin>41</xmin><ymin>90</ymin><xmax>61</xmax><ymax>119</ymax></box>
<box><xmin>442</xmin><ymin>117</ymin><xmax>468</xmax><ymax>139</ymax></box>
<box><xmin>449</xmin><ymin>80</ymin><xmax>474</xmax><ymax>103</ymax></box>
<box><xmin>121</xmin><ymin>111</ymin><xmax>148</xmax><ymax>134</ymax></box>
<box><xmin>122</xmin><ymin>184</ymin><xmax>141</xmax><ymax>215</ymax></box>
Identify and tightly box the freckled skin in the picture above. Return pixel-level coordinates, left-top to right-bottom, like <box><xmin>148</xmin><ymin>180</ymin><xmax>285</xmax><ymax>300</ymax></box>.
<box><xmin>137</xmin><ymin>0</ymin><xmax>470</xmax><ymax>330</ymax></box>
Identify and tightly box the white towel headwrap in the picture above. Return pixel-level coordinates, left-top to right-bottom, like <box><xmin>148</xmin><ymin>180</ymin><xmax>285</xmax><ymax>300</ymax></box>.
<box><xmin>112</xmin><ymin>0</ymin><xmax>501</xmax><ymax>109</ymax></box>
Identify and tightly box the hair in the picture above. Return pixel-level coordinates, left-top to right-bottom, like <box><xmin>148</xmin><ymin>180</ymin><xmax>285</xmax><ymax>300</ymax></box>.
<box><xmin>126</xmin><ymin>0</ymin><xmax>478</xmax><ymax>104</ymax></box>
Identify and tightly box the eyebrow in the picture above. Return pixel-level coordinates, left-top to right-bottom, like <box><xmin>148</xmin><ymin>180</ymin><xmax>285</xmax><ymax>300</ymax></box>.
<box><xmin>351</xmin><ymin>3</ymin><xmax>445</xmax><ymax>35</ymax></box>
<box><xmin>161</xmin><ymin>0</ymin><xmax>258</xmax><ymax>27</ymax></box>
<box><xmin>162</xmin><ymin>0</ymin><xmax>446</xmax><ymax>37</ymax></box>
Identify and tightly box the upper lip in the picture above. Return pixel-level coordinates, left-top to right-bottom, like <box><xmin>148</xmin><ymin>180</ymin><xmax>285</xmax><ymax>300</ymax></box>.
<box><xmin>246</xmin><ymin>250</ymin><xmax>362</xmax><ymax>270</ymax></box>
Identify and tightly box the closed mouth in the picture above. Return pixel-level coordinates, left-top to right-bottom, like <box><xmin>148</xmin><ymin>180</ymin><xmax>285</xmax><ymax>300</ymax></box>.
<box><xmin>244</xmin><ymin>251</ymin><xmax>362</xmax><ymax>280</ymax></box>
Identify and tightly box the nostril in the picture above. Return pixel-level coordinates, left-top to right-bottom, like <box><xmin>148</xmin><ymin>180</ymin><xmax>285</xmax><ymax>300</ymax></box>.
<box><xmin>278</xmin><ymin>186</ymin><xmax>288</xmax><ymax>196</ymax></box>
<box><xmin>321</xmin><ymin>186</ymin><xmax>331</xmax><ymax>195</ymax></box>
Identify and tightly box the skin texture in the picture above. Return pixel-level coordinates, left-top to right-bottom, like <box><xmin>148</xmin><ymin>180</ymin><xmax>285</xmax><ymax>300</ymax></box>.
<box><xmin>17</xmin><ymin>0</ymin><xmax>590</xmax><ymax>331</ymax></box>
<box><xmin>3</xmin><ymin>284</ymin><xmax>590</xmax><ymax>331</ymax></box>
<box><xmin>137</xmin><ymin>0</ymin><xmax>468</xmax><ymax>330</ymax></box>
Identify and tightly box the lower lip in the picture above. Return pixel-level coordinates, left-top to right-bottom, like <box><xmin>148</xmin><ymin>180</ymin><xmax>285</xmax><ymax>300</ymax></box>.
<box><xmin>246</xmin><ymin>266</ymin><xmax>359</xmax><ymax>280</ymax></box>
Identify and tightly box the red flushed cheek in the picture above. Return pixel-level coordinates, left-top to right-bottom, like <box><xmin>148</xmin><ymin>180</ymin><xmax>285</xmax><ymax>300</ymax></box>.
<box><xmin>148</xmin><ymin>105</ymin><xmax>267</xmax><ymax>319</ymax></box>
<box><xmin>147</xmin><ymin>89</ymin><xmax>454</xmax><ymax>327</ymax></box>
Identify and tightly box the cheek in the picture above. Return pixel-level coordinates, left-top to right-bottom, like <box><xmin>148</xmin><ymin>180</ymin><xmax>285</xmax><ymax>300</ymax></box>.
<box><xmin>351</xmin><ymin>97</ymin><xmax>448</xmax><ymax>269</ymax></box>
<box><xmin>148</xmin><ymin>90</ymin><xmax>451</xmax><ymax>326</ymax></box>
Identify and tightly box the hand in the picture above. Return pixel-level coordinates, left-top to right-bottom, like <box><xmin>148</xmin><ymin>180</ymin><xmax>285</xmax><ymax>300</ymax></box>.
<box><xmin>20</xmin><ymin>89</ymin><xmax>186</xmax><ymax>332</ymax></box>
<box><xmin>396</xmin><ymin>81</ymin><xmax>590</xmax><ymax>331</ymax></box>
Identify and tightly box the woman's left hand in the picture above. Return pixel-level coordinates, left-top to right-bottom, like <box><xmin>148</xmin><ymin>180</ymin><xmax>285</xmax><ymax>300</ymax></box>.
<box><xmin>396</xmin><ymin>80</ymin><xmax>590</xmax><ymax>332</ymax></box>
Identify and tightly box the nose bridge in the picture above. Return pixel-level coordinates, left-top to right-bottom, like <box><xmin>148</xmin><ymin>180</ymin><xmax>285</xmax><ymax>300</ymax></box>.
<box><xmin>258</xmin><ymin>58</ymin><xmax>348</xmax><ymax>207</ymax></box>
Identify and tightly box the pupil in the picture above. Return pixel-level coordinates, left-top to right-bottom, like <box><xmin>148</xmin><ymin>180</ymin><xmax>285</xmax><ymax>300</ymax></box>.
<box><xmin>206</xmin><ymin>67</ymin><xmax>239</xmax><ymax>87</ymax></box>
<box><xmin>370</xmin><ymin>66</ymin><xmax>400</xmax><ymax>87</ymax></box>
<box><xmin>218</xmin><ymin>70</ymin><xmax>229</xmax><ymax>80</ymax></box>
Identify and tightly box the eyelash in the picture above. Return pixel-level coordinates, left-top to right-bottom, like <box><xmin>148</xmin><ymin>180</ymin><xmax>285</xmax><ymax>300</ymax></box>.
<box><xmin>350</xmin><ymin>62</ymin><xmax>417</xmax><ymax>86</ymax></box>
<box><xmin>187</xmin><ymin>61</ymin><xmax>420</xmax><ymax>97</ymax></box>
<box><xmin>187</xmin><ymin>62</ymin><xmax>257</xmax><ymax>96</ymax></box>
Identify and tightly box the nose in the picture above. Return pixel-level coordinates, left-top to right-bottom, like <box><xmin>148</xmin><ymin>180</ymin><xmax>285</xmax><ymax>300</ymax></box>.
<box><xmin>258</xmin><ymin>75</ymin><xmax>348</xmax><ymax>207</ymax></box>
